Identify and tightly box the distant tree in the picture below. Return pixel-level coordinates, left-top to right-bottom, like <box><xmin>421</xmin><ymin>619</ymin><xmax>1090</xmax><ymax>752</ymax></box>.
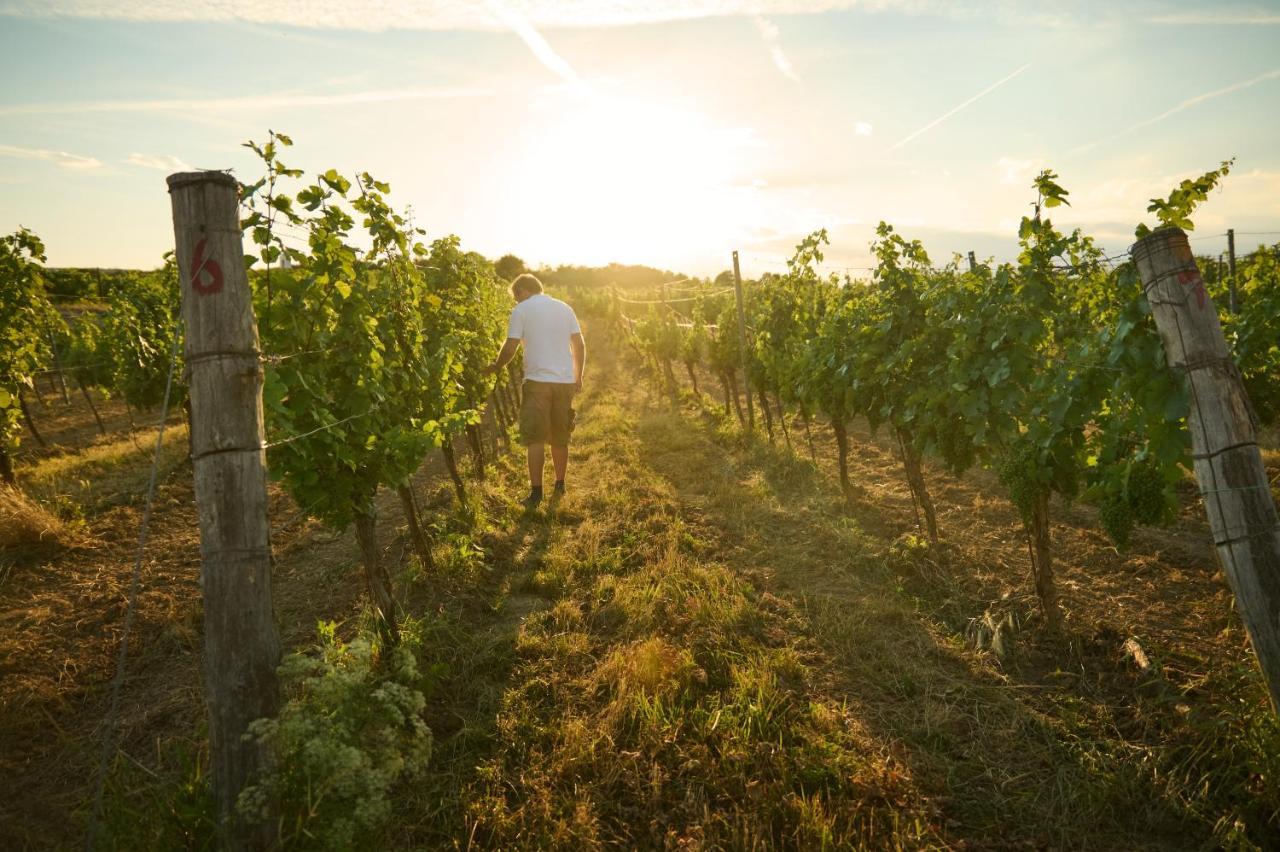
<box><xmin>495</xmin><ymin>254</ymin><xmax>527</xmax><ymax>282</ymax></box>
<box><xmin>537</xmin><ymin>262</ymin><xmax>682</xmax><ymax>291</ymax></box>
<box><xmin>714</xmin><ymin>270</ymin><xmax>734</xmax><ymax>287</ymax></box>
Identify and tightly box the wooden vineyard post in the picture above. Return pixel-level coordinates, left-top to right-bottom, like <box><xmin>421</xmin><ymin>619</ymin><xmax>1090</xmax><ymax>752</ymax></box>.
<box><xmin>967</xmin><ymin>250</ymin><xmax>977</xmax><ymax>273</ymax></box>
<box><xmin>731</xmin><ymin>251</ymin><xmax>754</xmax><ymax>432</ymax></box>
<box><xmin>168</xmin><ymin>171</ymin><xmax>281</xmax><ymax>846</ymax></box>
<box><xmin>1131</xmin><ymin>227</ymin><xmax>1280</xmax><ymax>712</ymax></box>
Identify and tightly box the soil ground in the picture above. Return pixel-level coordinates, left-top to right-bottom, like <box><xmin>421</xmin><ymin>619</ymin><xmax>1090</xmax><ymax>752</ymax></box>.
<box><xmin>1</xmin><ymin>329</ymin><xmax>1277</xmax><ymax>849</ymax></box>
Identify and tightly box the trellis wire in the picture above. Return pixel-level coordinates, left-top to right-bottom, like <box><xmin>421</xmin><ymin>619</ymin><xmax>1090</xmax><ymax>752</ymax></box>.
<box><xmin>86</xmin><ymin>319</ymin><xmax>182</xmax><ymax>850</ymax></box>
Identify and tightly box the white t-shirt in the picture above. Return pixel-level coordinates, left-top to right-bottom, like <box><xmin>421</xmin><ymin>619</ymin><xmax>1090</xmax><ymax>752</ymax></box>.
<box><xmin>506</xmin><ymin>293</ymin><xmax>582</xmax><ymax>383</ymax></box>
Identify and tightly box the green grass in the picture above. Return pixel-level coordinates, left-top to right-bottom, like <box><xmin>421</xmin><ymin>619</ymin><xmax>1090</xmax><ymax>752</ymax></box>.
<box><xmin>390</xmin><ymin>377</ymin><xmax>939</xmax><ymax>849</ymax></box>
<box><xmin>18</xmin><ymin>422</ymin><xmax>189</xmax><ymax>516</ymax></box>
<box><xmin>628</xmin><ymin>356</ymin><xmax>1278</xmax><ymax>850</ymax></box>
<box><xmin>82</xmin><ymin>336</ymin><xmax>1280</xmax><ymax>850</ymax></box>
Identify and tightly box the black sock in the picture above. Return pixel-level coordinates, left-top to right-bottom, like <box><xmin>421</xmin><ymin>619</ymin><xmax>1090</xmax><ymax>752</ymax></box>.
<box><xmin>530</xmin><ymin>485</ymin><xmax>543</xmax><ymax>496</ymax></box>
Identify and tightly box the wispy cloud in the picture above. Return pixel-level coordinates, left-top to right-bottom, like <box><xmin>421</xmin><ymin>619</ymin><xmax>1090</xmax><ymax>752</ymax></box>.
<box><xmin>753</xmin><ymin>15</ymin><xmax>800</xmax><ymax>82</ymax></box>
<box><xmin>889</xmin><ymin>62</ymin><xmax>1031</xmax><ymax>151</ymax></box>
<box><xmin>126</xmin><ymin>153</ymin><xmax>192</xmax><ymax>171</ymax></box>
<box><xmin>486</xmin><ymin>0</ymin><xmax>586</xmax><ymax>91</ymax></box>
<box><xmin>0</xmin><ymin>0</ymin><xmax>1050</xmax><ymax>31</ymax></box>
<box><xmin>854</xmin><ymin>121</ymin><xmax>873</xmax><ymax>136</ymax></box>
<box><xmin>0</xmin><ymin>144</ymin><xmax>101</xmax><ymax>169</ymax></box>
<box><xmin>1070</xmin><ymin>67</ymin><xmax>1280</xmax><ymax>155</ymax></box>
<box><xmin>0</xmin><ymin>86</ymin><xmax>492</xmax><ymax>117</ymax></box>
<box><xmin>996</xmin><ymin>156</ymin><xmax>1038</xmax><ymax>185</ymax></box>
<box><xmin>1147</xmin><ymin>8</ymin><xmax>1280</xmax><ymax>25</ymax></box>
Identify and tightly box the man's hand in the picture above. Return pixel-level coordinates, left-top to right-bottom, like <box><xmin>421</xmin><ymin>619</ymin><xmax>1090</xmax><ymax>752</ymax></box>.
<box><xmin>575</xmin><ymin>378</ymin><xmax>583</xmax><ymax>393</ymax></box>
<box><xmin>487</xmin><ymin>338</ymin><xmax>521</xmax><ymax>378</ymax></box>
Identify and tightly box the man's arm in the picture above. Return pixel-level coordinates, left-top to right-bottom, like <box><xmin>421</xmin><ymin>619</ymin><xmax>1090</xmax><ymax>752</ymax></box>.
<box><xmin>483</xmin><ymin>338</ymin><xmax>521</xmax><ymax>375</ymax></box>
<box><xmin>570</xmin><ymin>332</ymin><xmax>585</xmax><ymax>392</ymax></box>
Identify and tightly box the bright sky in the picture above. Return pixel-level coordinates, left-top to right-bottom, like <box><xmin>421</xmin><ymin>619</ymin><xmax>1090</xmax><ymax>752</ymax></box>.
<box><xmin>2</xmin><ymin>1</ymin><xmax>1279</xmax><ymax>276</ymax></box>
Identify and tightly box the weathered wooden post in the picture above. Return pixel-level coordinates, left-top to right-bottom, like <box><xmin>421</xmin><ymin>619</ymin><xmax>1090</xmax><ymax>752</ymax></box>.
<box><xmin>731</xmin><ymin>251</ymin><xmax>754</xmax><ymax>432</ymax></box>
<box><xmin>168</xmin><ymin>170</ymin><xmax>281</xmax><ymax>846</ymax></box>
<box><xmin>1131</xmin><ymin>227</ymin><xmax>1280</xmax><ymax>711</ymax></box>
<box><xmin>967</xmin><ymin>250</ymin><xmax>977</xmax><ymax>273</ymax></box>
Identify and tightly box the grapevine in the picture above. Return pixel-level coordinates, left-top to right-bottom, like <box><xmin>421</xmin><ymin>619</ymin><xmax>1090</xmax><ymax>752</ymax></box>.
<box><xmin>0</xmin><ymin>228</ymin><xmax>65</xmax><ymax>484</ymax></box>
<box><xmin>241</xmin><ymin>132</ymin><xmax>506</xmax><ymax>643</ymax></box>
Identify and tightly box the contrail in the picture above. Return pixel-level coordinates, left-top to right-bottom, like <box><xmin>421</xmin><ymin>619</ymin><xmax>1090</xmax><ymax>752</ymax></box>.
<box><xmin>1070</xmin><ymin>67</ymin><xmax>1280</xmax><ymax>155</ymax></box>
<box><xmin>753</xmin><ymin>16</ymin><xmax>801</xmax><ymax>83</ymax></box>
<box><xmin>487</xmin><ymin>0</ymin><xmax>587</xmax><ymax>91</ymax></box>
<box><xmin>889</xmin><ymin>62</ymin><xmax>1031</xmax><ymax>151</ymax></box>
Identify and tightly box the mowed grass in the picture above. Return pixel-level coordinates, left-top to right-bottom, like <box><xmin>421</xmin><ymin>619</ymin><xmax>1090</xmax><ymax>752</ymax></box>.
<box><xmin>15</xmin><ymin>332</ymin><xmax>1274</xmax><ymax>849</ymax></box>
<box><xmin>0</xmin><ymin>484</ymin><xmax>70</xmax><ymax>552</ymax></box>
<box><xmin>2</xmin><ymin>413</ymin><xmax>186</xmax><ymax>567</ymax></box>
<box><xmin>631</xmin><ymin>366</ymin><xmax>1278</xmax><ymax>848</ymax></box>
<box><xmin>384</xmin><ymin>338</ymin><xmax>1277</xmax><ymax>849</ymax></box>
<box><xmin>393</xmin><ymin>363</ymin><xmax>941</xmax><ymax>849</ymax></box>
<box><xmin>634</xmin><ymin>407</ymin><xmax>1192</xmax><ymax>849</ymax></box>
<box><xmin>17</xmin><ymin>419</ymin><xmax>189</xmax><ymax>515</ymax></box>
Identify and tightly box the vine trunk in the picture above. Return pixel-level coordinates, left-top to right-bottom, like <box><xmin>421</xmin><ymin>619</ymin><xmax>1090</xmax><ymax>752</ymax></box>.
<box><xmin>352</xmin><ymin>505</ymin><xmax>401</xmax><ymax>646</ymax></box>
<box><xmin>18</xmin><ymin>391</ymin><xmax>46</xmax><ymax>449</ymax></box>
<box><xmin>396</xmin><ymin>484</ymin><xmax>436</xmax><ymax>573</ymax></box>
<box><xmin>441</xmin><ymin>438</ymin><xmax>468</xmax><ymax>504</ymax></box>
<box><xmin>832</xmin><ymin>420</ymin><xmax>853</xmax><ymax>503</ymax></box>
<box><xmin>896</xmin><ymin>428</ymin><xmax>939</xmax><ymax>545</ymax></box>
<box><xmin>1027</xmin><ymin>493</ymin><xmax>1060</xmax><ymax>632</ymax></box>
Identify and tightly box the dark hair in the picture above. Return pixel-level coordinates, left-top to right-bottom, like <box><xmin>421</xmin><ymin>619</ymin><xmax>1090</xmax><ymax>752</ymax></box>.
<box><xmin>510</xmin><ymin>273</ymin><xmax>544</xmax><ymax>298</ymax></box>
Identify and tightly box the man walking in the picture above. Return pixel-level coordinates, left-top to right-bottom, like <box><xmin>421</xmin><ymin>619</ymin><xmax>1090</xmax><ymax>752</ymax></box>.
<box><xmin>484</xmin><ymin>273</ymin><xmax>585</xmax><ymax>509</ymax></box>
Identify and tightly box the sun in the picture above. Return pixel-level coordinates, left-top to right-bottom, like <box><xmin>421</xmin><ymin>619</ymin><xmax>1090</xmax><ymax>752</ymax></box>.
<box><xmin>504</xmin><ymin>94</ymin><xmax>761</xmax><ymax>268</ymax></box>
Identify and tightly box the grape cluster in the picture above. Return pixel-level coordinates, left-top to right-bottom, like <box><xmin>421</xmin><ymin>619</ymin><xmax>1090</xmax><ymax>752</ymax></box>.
<box><xmin>998</xmin><ymin>443</ymin><xmax>1044</xmax><ymax>524</ymax></box>
<box><xmin>1127</xmin><ymin>459</ymin><xmax>1168</xmax><ymax>526</ymax></box>
<box><xmin>1098</xmin><ymin>458</ymin><xmax>1171</xmax><ymax>548</ymax></box>
<box><xmin>935</xmin><ymin>416</ymin><xmax>977</xmax><ymax>476</ymax></box>
<box><xmin>1099</xmin><ymin>491</ymin><xmax>1134</xmax><ymax>548</ymax></box>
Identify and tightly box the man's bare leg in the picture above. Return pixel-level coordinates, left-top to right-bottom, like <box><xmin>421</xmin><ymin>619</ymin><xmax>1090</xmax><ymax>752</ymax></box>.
<box><xmin>527</xmin><ymin>443</ymin><xmax>545</xmax><ymax>488</ymax></box>
<box><xmin>551</xmin><ymin>445</ymin><xmax>569</xmax><ymax>486</ymax></box>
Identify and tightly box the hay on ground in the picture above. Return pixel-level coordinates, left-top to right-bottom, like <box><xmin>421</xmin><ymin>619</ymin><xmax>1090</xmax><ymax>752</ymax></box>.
<box><xmin>0</xmin><ymin>485</ymin><xmax>67</xmax><ymax>550</ymax></box>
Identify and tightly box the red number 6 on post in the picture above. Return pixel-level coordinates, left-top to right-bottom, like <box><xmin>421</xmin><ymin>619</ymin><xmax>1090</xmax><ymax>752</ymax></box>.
<box><xmin>189</xmin><ymin>237</ymin><xmax>224</xmax><ymax>295</ymax></box>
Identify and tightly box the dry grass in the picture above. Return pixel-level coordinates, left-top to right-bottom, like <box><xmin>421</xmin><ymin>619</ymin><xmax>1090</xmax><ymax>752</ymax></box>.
<box><xmin>0</xmin><ymin>426</ymin><xmax>447</xmax><ymax>847</ymax></box>
<box><xmin>660</xmin><ymin>358</ymin><xmax>1280</xmax><ymax>849</ymax></box>
<box><xmin>0</xmin><ymin>485</ymin><xmax>69</xmax><ymax>551</ymax></box>
<box><xmin>4</xmin><ymin>326</ymin><xmax>1277</xmax><ymax>849</ymax></box>
<box><xmin>19</xmin><ymin>423</ymin><xmax>190</xmax><ymax>513</ymax></box>
<box><xmin>390</xmin><ymin>364</ymin><xmax>940</xmax><ymax>849</ymax></box>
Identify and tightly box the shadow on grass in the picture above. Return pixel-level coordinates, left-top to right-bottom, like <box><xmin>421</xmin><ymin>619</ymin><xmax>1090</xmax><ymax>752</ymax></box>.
<box><xmin>388</xmin><ymin>466</ymin><xmax>570</xmax><ymax>844</ymax></box>
<box><xmin>633</xmin><ymin>406</ymin><xmax>1206</xmax><ymax>851</ymax></box>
